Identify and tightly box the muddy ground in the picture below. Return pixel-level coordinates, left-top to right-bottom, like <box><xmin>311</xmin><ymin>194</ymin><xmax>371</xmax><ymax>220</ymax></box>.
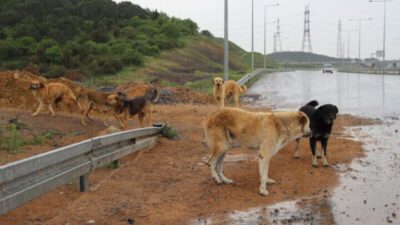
<box><xmin>0</xmin><ymin>103</ymin><xmax>376</xmax><ymax>225</ymax></box>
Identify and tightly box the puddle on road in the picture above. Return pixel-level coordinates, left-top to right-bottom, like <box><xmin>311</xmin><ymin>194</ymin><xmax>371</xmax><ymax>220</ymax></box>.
<box><xmin>191</xmin><ymin>198</ymin><xmax>335</xmax><ymax>225</ymax></box>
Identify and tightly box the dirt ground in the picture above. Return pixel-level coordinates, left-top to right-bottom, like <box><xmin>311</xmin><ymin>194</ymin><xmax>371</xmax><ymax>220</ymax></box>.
<box><xmin>0</xmin><ymin>102</ymin><xmax>376</xmax><ymax>225</ymax></box>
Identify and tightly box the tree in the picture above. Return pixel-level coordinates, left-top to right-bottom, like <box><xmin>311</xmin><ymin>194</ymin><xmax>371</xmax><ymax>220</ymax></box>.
<box><xmin>45</xmin><ymin>45</ymin><xmax>63</xmax><ymax>63</ymax></box>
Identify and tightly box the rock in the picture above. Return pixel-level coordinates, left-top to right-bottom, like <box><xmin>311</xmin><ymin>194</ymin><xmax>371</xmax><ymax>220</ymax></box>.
<box><xmin>87</xmin><ymin>220</ymin><xmax>95</xmax><ymax>224</ymax></box>
<box><xmin>127</xmin><ymin>218</ymin><xmax>135</xmax><ymax>225</ymax></box>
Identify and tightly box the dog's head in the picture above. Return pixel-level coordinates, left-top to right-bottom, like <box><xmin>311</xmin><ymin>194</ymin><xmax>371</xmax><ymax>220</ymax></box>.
<box><xmin>317</xmin><ymin>104</ymin><xmax>339</xmax><ymax>124</ymax></box>
<box><xmin>213</xmin><ymin>77</ymin><xmax>224</xmax><ymax>88</ymax></box>
<box><xmin>30</xmin><ymin>80</ymin><xmax>44</xmax><ymax>90</ymax></box>
<box><xmin>298</xmin><ymin>112</ymin><xmax>312</xmax><ymax>138</ymax></box>
<box><xmin>106</xmin><ymin>94</ymin><xmax>122</xmax><ymax>107</ymax></box>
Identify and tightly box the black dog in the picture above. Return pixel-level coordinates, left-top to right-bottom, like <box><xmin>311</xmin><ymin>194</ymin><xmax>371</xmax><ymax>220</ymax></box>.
<box><xmin>294</xmin><ymin>100</ymin><xmax>339</xmax><ymax>167</ymax></box>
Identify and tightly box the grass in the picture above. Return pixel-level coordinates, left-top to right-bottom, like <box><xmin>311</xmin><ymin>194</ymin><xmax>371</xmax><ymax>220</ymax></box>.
<box><xmin>161</xmin><ymin>124</ymin><xmax>179</xmax><ymax>140</ymax></box>
<box><xmin>0</xmin><ymin>124</ymin><xmax>24</xmax><ymax>153</ymax></box>
<box><xmin>31</xmin><ymin>129</ymin><xmax>60</xmax><ymax>145</ymax></box>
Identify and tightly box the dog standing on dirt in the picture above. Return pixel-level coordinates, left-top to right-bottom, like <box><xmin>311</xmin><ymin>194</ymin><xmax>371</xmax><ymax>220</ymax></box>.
<box><xmin>294</xmin><ymin>100</ymin><xmax>339</xmax><ymax>167</ymax></box>
<box><xmin>77</xmin><ymin>89</ymin><xmax>111</xmax><ymax>127</ymax></box>
<box><xmin>213</xmin><ymin>77</ymin><xmax>247</xmax><ymax>108</ymax></box>
<box><xmin>203</xmin><ymin>108</ymin><xmax>311</xmax><ymax>195</ymax></box>
<box><xmin>106</xmin><ymin>89</ymin><xmax>158</xmax><ymax>130</ymax></box>
<box><xmin>30</xmin><ymin>79</ymin><xmax>82</xmax><ymax>117</ymax></box>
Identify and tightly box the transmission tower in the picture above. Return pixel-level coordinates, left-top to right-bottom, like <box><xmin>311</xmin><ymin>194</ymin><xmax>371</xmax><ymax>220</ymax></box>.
<box><xmin>274</xmin><ymin>19</ymin><xmax>282</xmax><ymax>52</ymax></box>
<box><xmin>301</xmin><ymin>5</ymin><xmax>312</xmax><ymax>52</ymax></box>
<box><xmin>337</xmin><ymin>20</ymin><xmax>343</xmax><ymax>58</ymax></box>
<box><xmin>273</xmin><ymin>33</ymin><xmax>277</xmax><ymax>52</ymax></box>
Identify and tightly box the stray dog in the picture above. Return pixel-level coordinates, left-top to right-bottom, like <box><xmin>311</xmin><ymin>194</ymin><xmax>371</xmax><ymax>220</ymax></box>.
<box><xmin>213</xmin><ymin>77</ymin><xmax>225</xmax><ymax>107</ymax></box>
<box><xmin>224</xmin><ymin>80</ymin><xmax>247</xmax><ymax>108</ymax></box>
<box><xmin>106</xmin><ymin>89</ymin><xmax>158</xmax><ymax>130</ymax></box>
<box><xmin>294</xmin><ymin>100</ymin><xmax>339</xmax><ymax>167</ymax></box>
<box><xmin>203</xmin><ymin>108</ymin><xmax>311</xmax><ymax>195</ymax></box>
<box><xmin>30</xmin><ymin>79</ymin><xmax>82</xmax><ymax>117</ymax></box>
<box><xmin>213</xmin><ymin>77</ymin><xmax>247</xmax><ymax>108</ymax></box>
<box><xmin>78</xmin><ymin>89</ymin><xmax>111</xmax><ymax>126</ymax></box>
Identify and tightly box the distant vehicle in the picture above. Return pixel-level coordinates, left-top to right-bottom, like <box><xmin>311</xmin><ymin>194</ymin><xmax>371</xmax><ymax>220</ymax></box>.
<box><xmin>322</xmin><ymin>64</ymin><xmax>334</xmax><ymax>74</ymax></box>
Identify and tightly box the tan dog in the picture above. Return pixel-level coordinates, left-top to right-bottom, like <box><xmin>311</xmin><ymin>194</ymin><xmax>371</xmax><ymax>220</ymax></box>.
<box><xmin>30</xmin><ymin>80</ymin><xmax>82</xmax><ymax>117</ymax></box>
<box><xmin>203</xmin><ymin>108</ymin><xmax>311</xmax><ymax>196</ymax></box>
<box><xmin>224</xmin><ymin>80</ymin><xmax>247</xmax><ymax>108</ymax></box>
<box><xmin>106</xmin><ymin>89</ymin><xmax>158</xmax><ymax>130</ymax></box>
<box><xmin>77</xmin><ymin>89</ymin><xmax>111</xmax><ymax>126</ymax></box>
<box><xmin>213</xmin><ymin>77</ymin><xmax>225</xmax><ymax>107</ymax></box>
<box><xmin>213</xmin><ymin>77</ymin><xmax>247</xmax><ymax>108</ymax></box>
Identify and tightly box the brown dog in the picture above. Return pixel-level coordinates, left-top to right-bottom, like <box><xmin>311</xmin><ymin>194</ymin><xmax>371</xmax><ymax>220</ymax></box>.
<box><xmin>203</xmin><ymin>108</ymin><xmax>311</xmax><ymax>196</ymax></box>
<box><xmin>77</xmin><ymin>89</ymin><xmax>111</xmax><ymax>126</ymax></box>
<box><xmin>213</xmin><ymin>77</ymin><xmax>225</xmax><ymax>107</ymax></box>
<box><xmin>30</xmin><ymin>79</ymin><xmax>82</xmax><ymax>117</ymax></box>
<box><xmin>106</xmin><ymin>89</ymin><xmax>158</xmax><ymax>130</ymax></box>
<box><xmin>224</xmin><ymin>80</ymin><xmax>247</xmax><ymax>108</ymax></box>
<box><xmin>213</xmin><ymin>77</ymin><xmax>247</xmax><ymax>108</ymax></box>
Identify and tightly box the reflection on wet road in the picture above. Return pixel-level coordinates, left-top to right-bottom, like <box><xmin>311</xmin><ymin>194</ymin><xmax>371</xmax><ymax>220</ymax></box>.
<box><xmin>248</xmin><ymin>70</ymin><xmax>400</xmax><ymax>116</ymax></box>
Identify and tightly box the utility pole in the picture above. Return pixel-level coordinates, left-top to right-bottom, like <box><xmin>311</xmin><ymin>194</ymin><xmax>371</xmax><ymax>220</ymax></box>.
<box><xmin>347</xmin><ymin>29</ymin><xmax>358</xmax><ymax>59</ymax></box>
<box><xmin>224</xmin><ymin>0</ymin><xmax>229</xmax><ymax>80</ymax></box>
<box><xmin>251</xmin><ymin>0</ymin><xmax>254</xmax><ymax>72</ymax></box>
<box><xmin>263</xmin><ymin>3</ymin><xmax>279</xmax><ymax>68</ymax></box>
<box><xmin>349</xmin><ymin>18</ymin><xmax>372</xmax><ymax>60</ymax></box>
<box><xmin>370</xmin><ymin>0</ymin><xmax>394</xmax><ymax>71</ymax></box>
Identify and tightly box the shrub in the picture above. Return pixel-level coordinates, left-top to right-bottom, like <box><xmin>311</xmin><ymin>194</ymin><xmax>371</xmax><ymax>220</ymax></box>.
<box><xmin>122</xmin><ymin>49</ymin><xmax>144</xmax><ymax>65</ymax></box>
<box><xmin>0</xmin><ymin>124</ymin><xmax>24</xmax><ymax>153</ymax></box>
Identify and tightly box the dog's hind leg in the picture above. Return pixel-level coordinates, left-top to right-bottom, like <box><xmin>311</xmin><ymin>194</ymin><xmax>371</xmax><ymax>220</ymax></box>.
<box><xmin>258</xmin><ymin>151</ymin><xmax>274</xmax><ymax>196</ymax></box>
<box><xmin>47</xmin><ymin>104</ymin><xmax>56</xmax><ymax>116</ymax></box>
<box><xmin>32</xmin><ymin>101</ymin><xmax>44</xmax><ymax>117</ymax></box>
<box><xmin>216</xmin><ymin>151</ymin><xmax>233</xmax><ymax>184</ymax></box>
<box><xmin>310</xmin><ymin>138</ymin><xmax>318</xmax><ymax>167</ymax></box>
<box><xmin>294</xmin><ymin>138</ymin><xmax>301</xmax><ymax>158</ymax></box>
<box><xmin>321</xmin><ymin>138</ymin><xmax>329</xmax><ymax>167</ymax></box>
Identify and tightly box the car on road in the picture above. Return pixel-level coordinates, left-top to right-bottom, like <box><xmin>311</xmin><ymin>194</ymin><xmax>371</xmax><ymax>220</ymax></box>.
<box><xmin>322</xmin><ymin>64</ymin><xmax>334</xmax><ymax>74</ymax></box>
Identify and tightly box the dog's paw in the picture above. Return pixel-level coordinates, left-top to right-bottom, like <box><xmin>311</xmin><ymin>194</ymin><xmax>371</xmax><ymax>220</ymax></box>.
<box><xmin>267</xmin><ymin>178</ymin><xmax>276</xmax><ymax>184</ymax></box>
<box><xmin>294</xmin><ymin>152</ymin><xmax>300</xmax><ymax>159</ymax></box>
<box><xmin>222</xmin><ymin>178</ymin><xmax>234</xmax><ymax>184</ymax></box>
<box><xmin>312</xmin><ymin>163</ymin><xmax>319</xmax><ymax>168</ymax></box>
<box><xmin>259</xmin><ymin>189</ymin><xmax>269</xmax><ymax>196</ymax></box>
<box><xmin>213</xmin><ymin>177</ymin><xmax>223</xmax><ymax>184</ymax></box>
<box><xmin>322</xmin><ymin>162</ymin><xmax>330</xmax><ymax>167</ymax></box>
<box><xmin>31</xmin><ymin>113</ymin><xmax>37</xmax><ymax>117</ymax></box>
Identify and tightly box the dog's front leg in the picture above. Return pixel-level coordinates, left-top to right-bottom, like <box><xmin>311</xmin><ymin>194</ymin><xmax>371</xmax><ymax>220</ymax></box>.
<box><xmin>32</xmin><ymin>101</ymin><xmax>44</xmax><ymax>116</ymax></box>
<box><xmin>258</xmin><ymin>152</ymin><xmax>274</xmax><ymax>196</ymax></box>
<box><xmin>321</xmin><ymin>138</ymin><xmax>329</xmax><ymax>167</ymax></box>
<box><xmin>310</xmin><ymin>138</ymin><xmax>318</xmax><ymax>167</ymax></box>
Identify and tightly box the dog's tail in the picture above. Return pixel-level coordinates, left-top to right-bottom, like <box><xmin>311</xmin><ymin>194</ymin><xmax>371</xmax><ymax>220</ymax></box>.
<box><xmin>305</xmin><ymin>100</ymin><xmax>319</xmax><ymax>107</ymax></box>
<box><xmin>240</xmin><ymin>85</ymin><xmax>247</xmax><ymax>94</ymax></box>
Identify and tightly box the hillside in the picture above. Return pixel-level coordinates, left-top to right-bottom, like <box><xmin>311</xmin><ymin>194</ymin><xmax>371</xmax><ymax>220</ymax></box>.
<box><xmin>0</xmin><ymin>0</ymin><xmax>276</xmax><ymax>89</ymax></box>
<box><xmin>0</xmin><ymin>0</ymin><xmax>198</xmax><ymax>78</ymax></box>
<box><xmin>268</xmin><ymin>51</ymin><xmax>337</xmax><ymax>64</ymax></box>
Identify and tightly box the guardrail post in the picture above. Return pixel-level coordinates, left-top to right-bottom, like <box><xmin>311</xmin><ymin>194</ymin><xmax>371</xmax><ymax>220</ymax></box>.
<box><xmin>79</xmin><ymin>173</ymin><xmax>89</xmax><ymax>192</ymax></box>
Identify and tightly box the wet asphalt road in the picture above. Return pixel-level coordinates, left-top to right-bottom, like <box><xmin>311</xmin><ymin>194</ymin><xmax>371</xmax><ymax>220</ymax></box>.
<box><xmin>248</xmin><ymin>70</ymin><xmax>400</xmax><ymax>225</ymax></box>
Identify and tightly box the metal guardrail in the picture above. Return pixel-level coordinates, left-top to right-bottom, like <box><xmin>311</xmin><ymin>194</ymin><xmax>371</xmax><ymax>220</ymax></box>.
<box><xmin>237</xmin><ymin>68</ymin><xmax>268</xmax><ymax>86</ymax></box>
<box><xmin>0</xmin><ymin>124</ymin><xmax>164</xmax><ymax>215</ymax></box>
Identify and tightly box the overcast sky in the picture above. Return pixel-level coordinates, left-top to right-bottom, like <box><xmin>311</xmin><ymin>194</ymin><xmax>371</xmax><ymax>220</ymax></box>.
<box><xmin>117</xmin><ymin>0</ymin><xmax>400</xmax><ymax>60</ymax></box>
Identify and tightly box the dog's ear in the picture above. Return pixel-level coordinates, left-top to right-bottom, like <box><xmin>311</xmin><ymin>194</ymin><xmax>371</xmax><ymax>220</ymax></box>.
<box><xmin>222</xmin><ymin>80</ymin><xmax>224</xmax><ymax>84</ymax></box>
<box><xmin>334</xmin><ymin>105</ymin><xmax>339</xmax><ymax>114</ymax></box>
<box><xmin>39</xmin><ymin>82</ymin><xmax>44</xmax><ymax>88</ymax></box>
<box><xmin>212</xmin><ymin>78</ymin><xmax>216</xmax><ymax>85</ymax></box>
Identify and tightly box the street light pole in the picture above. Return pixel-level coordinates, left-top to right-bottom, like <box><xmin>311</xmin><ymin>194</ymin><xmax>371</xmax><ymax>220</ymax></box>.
<box><xmin>224</xmin><ymin>0</ymin><xmax>229</xmax><ymax>80</ymax></box>
<box><xmin>349</xmin><ymin>18</ymin><xmax>372</xmax><ymax>60</ymax></box>
<box><xmin>251</xmin><ymin>0</ymin><xmax>254</xmax><ymax>72</ymax></box>
<box><xmin>263</xmin><ymin>3</ymin><xmax>279</xmax><ymax>69</ymax></box>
